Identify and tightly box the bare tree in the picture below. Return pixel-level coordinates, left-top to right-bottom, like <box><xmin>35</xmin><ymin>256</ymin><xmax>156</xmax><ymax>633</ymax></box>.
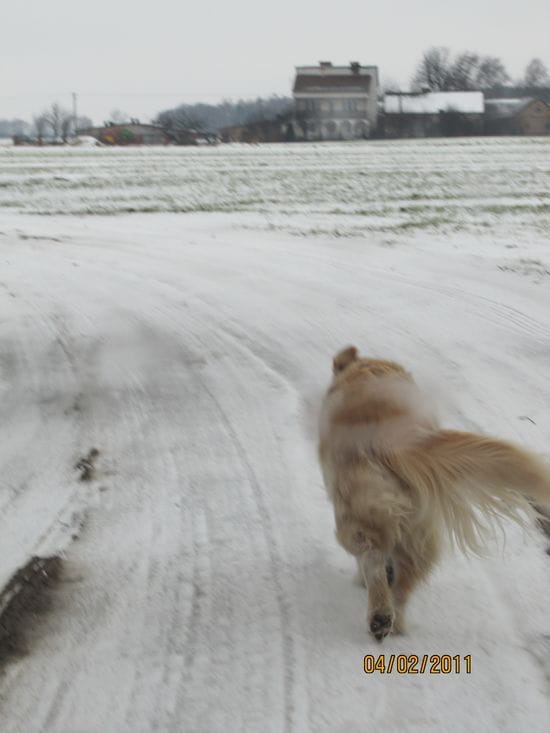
<box><xmin>411</xmin><ymin>47</ymin><xmax>452</xmax><ymax>90</ymax></box>
<box><xmin>156</xmin><ymin>106</ymin><xmax>205</xmax><ymax>134</ymax></box>
<box><xmin>475</xmin><ymin>56</ymin><xmax>510</xmax><ymax>88</ymax></box>
<box><xmin>61</xmin><ymin>115</ymin><xmax>73</xmax><ymax>143</ymax></box>
<box><xmin>448</xmin><ymin>52</ymin><xmax>480</xmax><ymax>90</ymax></box>
<box><xmin>44</xmin><ymin>102</ymin><xmax>73</xmax><ymax>141</ymax></box>
<box><xmin>524</xmin><ymin>58</ymin><xmax>550</xmax><ymax>87</ymax></box>
<box><xmin>413</xmin><ymin>47</ymin><xmax>511</xmax><ymax>91</ymax></box>
<box><xmin>45</xmin><ymin>103</ymin><xmax>63</xmax><ymax>139</ymax></box>
<box><xmin>33</xmin><ymin>114</ymin><xmax>48</xmax><ymax>144</ymax></box>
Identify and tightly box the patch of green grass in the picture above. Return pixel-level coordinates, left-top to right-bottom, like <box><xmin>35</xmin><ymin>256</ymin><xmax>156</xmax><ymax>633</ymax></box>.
<box><xmin>385</xmin><ymin>217</ymin><xmax>454</xmax><ymax>232</ymax></box>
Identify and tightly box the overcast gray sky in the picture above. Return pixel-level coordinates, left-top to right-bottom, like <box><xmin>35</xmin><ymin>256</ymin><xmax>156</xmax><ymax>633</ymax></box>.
<box><xmin>2</xmin><ymin>0</ymin><xmax>549</xmax><ymax>124</ymax></box>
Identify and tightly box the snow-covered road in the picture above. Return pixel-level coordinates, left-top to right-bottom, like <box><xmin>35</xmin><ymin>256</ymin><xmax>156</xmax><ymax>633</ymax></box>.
<box><xmin>1</xmin><ymin>207</ymin><xmax>549</xmax><ymax>732</ymax></box>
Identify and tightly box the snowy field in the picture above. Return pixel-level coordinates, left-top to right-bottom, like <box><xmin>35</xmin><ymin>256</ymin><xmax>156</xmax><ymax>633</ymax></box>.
<box><xmin>0</xmin><ymin>138</ymin><xmax>550</xmax><ymax>732</ymax></box>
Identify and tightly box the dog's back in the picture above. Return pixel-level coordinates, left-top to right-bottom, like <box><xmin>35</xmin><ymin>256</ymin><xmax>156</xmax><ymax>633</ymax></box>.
<box><xmin>319</xmin><ymin>350</ymin><xmax>434</xmax><ymax>555</ymax></box>
<box><xmin>321</xmin><ymin>345</ymin><xmax>550</xmax><ymax>553</ymax></box>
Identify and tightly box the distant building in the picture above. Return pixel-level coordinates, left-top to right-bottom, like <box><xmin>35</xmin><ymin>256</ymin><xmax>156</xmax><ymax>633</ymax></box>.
<box><xmin>382</xmin><ymin>90</ymin><xmax>484</xmax><ymax>138</ymax></box>
<box><xmin>291</xmin><ymin>61</ymin><xmax>379</xmax><ymax>141</ymax></box>
<box><xmin>77</xmin><ymin>123</ymin><xmax>171</xmax><ymax>145</ymax></box>
<box><xmin>484</xmin><ymin>97</ymin><xmax>550</xmax><ymax>135</ymax></box>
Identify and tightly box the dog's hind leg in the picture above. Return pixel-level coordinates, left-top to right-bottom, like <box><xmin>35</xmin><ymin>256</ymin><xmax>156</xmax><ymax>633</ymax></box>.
<box><xmin>354</xmin><ymin>557</ymin><xmax>367</xmax><ymax>586</ymax></box>
<box><xmin>355</xmin><ymin>555</ymin><xmax>394</xmax><ymax>588</ymax></box>
<box><xmin>391</xmin><ymin>534</ymin><xmax>440</xmax><ymax>635</ymax></box>
<box><xmin>358</xmin><ymin>550</ymin><xmax>395</xmax><ymax>641</ymax></box>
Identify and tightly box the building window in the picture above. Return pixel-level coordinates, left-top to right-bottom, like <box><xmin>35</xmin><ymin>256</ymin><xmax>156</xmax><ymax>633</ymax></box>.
<box><xmin>344</xmin><ymin>99</ymin><xmax>360</xmax><ymax>112</ymax></box>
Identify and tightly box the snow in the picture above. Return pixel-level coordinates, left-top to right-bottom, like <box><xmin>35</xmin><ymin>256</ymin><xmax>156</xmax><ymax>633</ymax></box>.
<box><xmin>384</xmin><ymin>91</ymin><xmax>484</xmax><ymax>114</ymax></box>
<box><xmin>70</xmin><ymin>135</ymin><xmax>103</xmax><ymax>147</ymax></box>
<box><xmin>0</xmin><ymin>139</ymin><xmax>549</xmax><ymax>732</ymax></box>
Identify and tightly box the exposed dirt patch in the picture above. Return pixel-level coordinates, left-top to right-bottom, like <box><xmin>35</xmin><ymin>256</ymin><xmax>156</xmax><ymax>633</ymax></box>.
<box><xmin>0</xmin><ymin>556</ymin><xmax>62</xmax><ymax>663</ymax></box>
<box><xmin>75</xmin><ymin>447</ymin><xmax>100</xmax><ymax>482</ymax></box>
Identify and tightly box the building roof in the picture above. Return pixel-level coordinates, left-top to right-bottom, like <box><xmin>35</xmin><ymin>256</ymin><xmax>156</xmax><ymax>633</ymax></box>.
<box><xmin>105</xmin><ymin>123</ymin><xmax>166</xmax><ymax>131</ymax></box>
<box><xmin>484</xmin><ymin>98</ymin><xmax>533</xmax><ymax>119</ymax></box>
<box><xmin>384</xmin><ymin>91</ymin><xmax>484</xmax><ymax>114</ymax></box>
<box><xmin>293</xmin><ymin>63</ymin><xmax>376</xmax><ymax>94</ymax></box>
<box><xmin>483</xmin><ymin>86</ymin><xmax>550</xmax><ymax>102</ymax></box>
<box><xmin>78</xmin><ymin>123</ymin><xmax>167</xmax><ymax>135</ymax></box>
<box><xmin>294</xmin><ymin>75</ymin><xmax>372</xmax><ymax>93</ymax></box>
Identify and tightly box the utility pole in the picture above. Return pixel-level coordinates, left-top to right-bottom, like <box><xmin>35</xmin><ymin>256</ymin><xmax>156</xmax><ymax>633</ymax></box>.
<box><xmin>72</xmin><ymin>92</ymin><xmax>78</xmax><ymax>137</ymax></box>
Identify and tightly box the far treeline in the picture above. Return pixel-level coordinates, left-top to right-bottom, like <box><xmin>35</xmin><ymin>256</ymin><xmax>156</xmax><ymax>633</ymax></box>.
<box><xmin>155</xmin><ymin>49</ymin><xmax>550</xmax><ymax>133</ymax></box>
<box><xmin>409</xmin><ymin>48</ymin><xmax>549</xmax><ymax>92</ymax></box>
<box><xmin>2</xmin><ymin>48</ymin><xmax>549</xmax><ymax>138</ymax></box>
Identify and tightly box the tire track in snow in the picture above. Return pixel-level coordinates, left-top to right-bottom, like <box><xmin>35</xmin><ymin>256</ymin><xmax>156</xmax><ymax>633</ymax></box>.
<box><xmin>118</xmin><ymin>294</ymin><xmax>301</xmax><ymax>732</ymax></box>
<box><xmin>196</xmin><ymin>378</ymin><xmax>296</xmax><ymax>733</ymax></box>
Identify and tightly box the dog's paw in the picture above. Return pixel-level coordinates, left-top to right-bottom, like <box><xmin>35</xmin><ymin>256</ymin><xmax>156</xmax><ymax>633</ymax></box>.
<box><xmin>369</xmin><ymin>611</ymin><xmax>394</xmax><ymax>641</ymax></box>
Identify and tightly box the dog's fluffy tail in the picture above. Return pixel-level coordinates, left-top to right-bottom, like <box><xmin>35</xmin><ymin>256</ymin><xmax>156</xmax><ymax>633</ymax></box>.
<box><xmin>383</xmin><ymin>430</ymin><xmax>550</xmax><ymax>552</ymax></box>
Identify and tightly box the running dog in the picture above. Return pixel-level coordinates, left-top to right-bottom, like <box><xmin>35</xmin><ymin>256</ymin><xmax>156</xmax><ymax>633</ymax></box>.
<box><xmin>318</xmin><ymin>346</ymin><xmax>550</xmax><ymax>640</ymax></box>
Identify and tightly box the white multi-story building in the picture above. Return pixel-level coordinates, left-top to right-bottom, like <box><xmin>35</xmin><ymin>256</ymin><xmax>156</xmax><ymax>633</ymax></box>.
<box><xmin>292</xmin><ymin>61</ymin><xmax>379</xmax><ymax>140</ymax></box>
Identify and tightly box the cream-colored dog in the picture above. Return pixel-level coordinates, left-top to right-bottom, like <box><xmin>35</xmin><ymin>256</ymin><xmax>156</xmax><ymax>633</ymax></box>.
<box><xmin>318</xmin><ymin>346</ymin><xmax>550</xmax><ymax>640</ymax></box>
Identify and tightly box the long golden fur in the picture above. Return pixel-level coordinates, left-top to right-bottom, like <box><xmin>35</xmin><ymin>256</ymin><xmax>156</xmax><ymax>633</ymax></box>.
<box><xmin>319</xmin><ymin>345</ymin><xmax>550</xmax><ymax>640</ymax></box>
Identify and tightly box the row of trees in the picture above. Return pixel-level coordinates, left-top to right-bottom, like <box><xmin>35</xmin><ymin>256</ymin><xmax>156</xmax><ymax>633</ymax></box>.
<box><xmin>31</xmin><ymin>103</ymin><xmax>92</xmax><ymax>143</ymax></box>
<box><xmin>33</xmin><ymin>103</ymin><xmax>73</xmax><ymax>143</ymax></box>
<box><xmin>155</xmin><ymin>95</ymin><xmax>293</xmax><ymax>135</ymax></box>
<box><xmin>411</xmin><ymin>49</ymin><xmax>550</xmax><ymax>92</ymax></box>
<box><xmin>2</xmin><ymin>97</ymin><xmax>293</xmax><ymax>140</ymax></box>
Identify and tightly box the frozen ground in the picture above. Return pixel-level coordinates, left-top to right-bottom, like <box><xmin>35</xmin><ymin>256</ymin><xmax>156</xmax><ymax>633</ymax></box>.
<box><xmin>0</xmin><ymin>139</ymin><xmax>550</xmax><ymax>732</ymax></box>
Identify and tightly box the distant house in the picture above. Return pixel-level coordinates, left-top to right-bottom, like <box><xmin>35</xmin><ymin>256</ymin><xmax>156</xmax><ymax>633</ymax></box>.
<box><xmin>484</xmin><ymin>97</ymin><xmax>550</xmax><ymax>135</ymax></box>
<box><xmin>291</xmin><ymin>61</ymin><xmax>379</xmax><ymax>141</ymax></box>
<box><xmin>77</xmin><ymin>122</ymin><xmax>171</xmax><ymax>145</ymax></box>
<box><xmin>382</xmin><ymin>90</ymin><xmax>484</xmax><ymax>138</ymax></box>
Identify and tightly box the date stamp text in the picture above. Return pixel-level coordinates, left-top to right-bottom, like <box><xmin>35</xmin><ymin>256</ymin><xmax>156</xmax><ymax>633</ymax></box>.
<box><xmin>364</xmin><ymin>654</ymin><xmax>472</xmax><ymax>675</ymax></box>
